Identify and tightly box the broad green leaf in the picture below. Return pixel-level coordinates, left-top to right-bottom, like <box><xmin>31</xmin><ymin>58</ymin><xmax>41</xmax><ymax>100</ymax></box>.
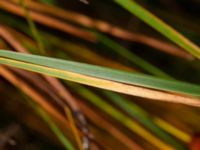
<box><xmin>0</xmin><ymin>50</ymin><xmax>200</xmax><ymax>96</ymax></box>
<box><xmin>1</xmin><ymin>50</ymin><xmax>200</xmax><ymax>107</ymax></box>
<box><xmin>114</xmin><ymin>0</ymin><xmax>200</xmax><ymax>59</ymax></box>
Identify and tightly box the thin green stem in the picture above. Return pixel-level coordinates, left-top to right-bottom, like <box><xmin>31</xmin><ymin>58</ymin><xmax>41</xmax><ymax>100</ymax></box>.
<box><xmin>114</xmin><ymin>0</ymin><xmax>200</xmax><ymax>59</ymax></box>
<box><xmin>20</xmin><ymin>0</ymin><xmax>46</xmax><ymax>55</ymax></box>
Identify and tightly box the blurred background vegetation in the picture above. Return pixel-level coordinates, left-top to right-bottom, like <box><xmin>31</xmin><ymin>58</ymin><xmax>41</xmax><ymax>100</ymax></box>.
<box><xmin>0</xmin><ymin>0</ymin><xmax>200</xmax><ymax>150</ymax></box>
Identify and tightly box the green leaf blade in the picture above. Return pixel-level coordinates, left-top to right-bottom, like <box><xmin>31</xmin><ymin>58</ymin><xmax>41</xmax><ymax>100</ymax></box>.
<box><xmin>114</xmin><ymin>0</ymin><xmax>200</xmax><ymax>59</ymax></box>
<box><xmin>0</xmin><ymin>50</ymin><xmax>200</xmax><ymax>97</ymax></box>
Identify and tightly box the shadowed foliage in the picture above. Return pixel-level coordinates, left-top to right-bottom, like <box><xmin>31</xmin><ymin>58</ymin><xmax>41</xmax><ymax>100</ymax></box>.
<box><xmin>0</xmin><ymin>0</ymin><xmax>200</xmax><ymax>150</ymax></box>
